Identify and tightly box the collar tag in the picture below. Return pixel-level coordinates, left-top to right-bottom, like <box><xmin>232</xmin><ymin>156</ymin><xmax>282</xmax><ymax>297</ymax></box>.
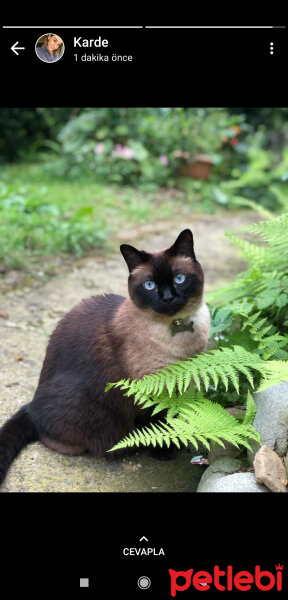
<box><xmin>170</xmin><ymin>318</ymin><xmax>194</xmax><ymax>337</ymax></box>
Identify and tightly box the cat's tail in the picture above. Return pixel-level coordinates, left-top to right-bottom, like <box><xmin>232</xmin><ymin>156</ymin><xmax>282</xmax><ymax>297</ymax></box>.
<box><xmin>0</xmin><ymin>404</ymin><xmax>39</xmax><ymax>486</ymax></box>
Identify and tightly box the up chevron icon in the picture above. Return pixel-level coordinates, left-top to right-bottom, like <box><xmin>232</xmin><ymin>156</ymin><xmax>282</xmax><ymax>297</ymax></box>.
<box><xmin>140</xmin><ymin>536</ymin><xmax>148</xmax><ymax>542</ymax></box>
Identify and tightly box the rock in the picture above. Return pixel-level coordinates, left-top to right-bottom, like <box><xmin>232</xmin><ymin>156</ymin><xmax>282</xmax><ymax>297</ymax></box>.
<box><xmin>208</xmin><ymin>457</ymin><xmax>245</xmax><ymax>473</ymax></box>
<box><xmin>197</xmin><ymin>457</ymin><xmax>271</xmax><ymax>492</ymax></box>
<box><xmin>253</xmin><ymin>445</ymin><xmax>288</xmax><ymax>493</ymax></box>
<box><xmin>197</xmin><ymin>458</ymin><xmax>243</xmax><ymax>492</ymax></box>
<box><xmin>208</xmin><ymin>441</ymin><xmax>243</xmax><ymax>463</ymax></box>
<box><xmin>197</xmin><ymin>470</ymin><xmax>227</xmax><ymax>492</ymax></box>
<box><xmin>199</xmin><ymin>472</ymin><xmax>270</xmax><ymax>493</ymax></box>
<box><xmin>226</xmin><ymin>405</ymin><xmax>246</xmax><ymax>417</ymax></box>
<box><xmin>248</xmin><ymin>382</ymin><xmax>288</xmax><ymax>464</ymax></box>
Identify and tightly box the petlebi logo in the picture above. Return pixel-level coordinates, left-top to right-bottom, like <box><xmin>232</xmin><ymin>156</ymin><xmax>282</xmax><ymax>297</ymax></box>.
<box><xmin>168</xmin><ymin>564</ymin><xmax>284</xmax><ymax>594</ymax></box>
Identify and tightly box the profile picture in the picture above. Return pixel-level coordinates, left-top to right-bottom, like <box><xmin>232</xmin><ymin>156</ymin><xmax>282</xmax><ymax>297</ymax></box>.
<box><xmin>35</xmin><ymin>33</ymin><xmax>64</xmax><ymax>63</ymax></box>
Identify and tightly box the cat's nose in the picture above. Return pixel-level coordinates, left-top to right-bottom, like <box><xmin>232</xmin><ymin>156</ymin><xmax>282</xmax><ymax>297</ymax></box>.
<box><xmin>162</xmin><ymin>288</ymin><xmax>174</xmax><ymax>303</ymax></box>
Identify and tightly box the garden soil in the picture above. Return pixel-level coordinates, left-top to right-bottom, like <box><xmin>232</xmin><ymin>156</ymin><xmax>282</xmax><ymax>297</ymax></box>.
<box><xmin>0</xmin><ymin>210</ymin><xmax>260</xmax><ymax>492</ymax></box>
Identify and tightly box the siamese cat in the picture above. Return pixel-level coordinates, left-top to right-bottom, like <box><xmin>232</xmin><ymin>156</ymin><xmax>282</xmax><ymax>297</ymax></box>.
<box><xmin>0</xmin><ymin>229</ymin><xmax>210</xmax><ymax>486</ymax></box>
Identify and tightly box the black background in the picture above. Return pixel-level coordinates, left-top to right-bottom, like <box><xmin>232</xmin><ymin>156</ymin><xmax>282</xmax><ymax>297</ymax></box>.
<box><xmin>1</xmin><ymin>10</ymin><xmax>287</xmax><ymax>106</ymax></box>
<box><xmin>1</xmin><ymin>8</ymin><xmax>287</xmax><ymax>596</ymax></box>
<box><xmin>1</xmin><ymin>493</ymin><xmax>287</xmax><ymax>594</ymax></box>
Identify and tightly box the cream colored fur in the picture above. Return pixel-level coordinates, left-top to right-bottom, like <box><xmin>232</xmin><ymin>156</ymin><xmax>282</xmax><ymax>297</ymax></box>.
<box><xmin>112</xmin><ymin>297</ymin><xmax>210</xmax><ymax>380</ymax></box>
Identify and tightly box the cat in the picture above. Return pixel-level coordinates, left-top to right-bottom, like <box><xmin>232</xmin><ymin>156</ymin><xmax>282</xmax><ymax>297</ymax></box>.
<box><xmin>0</xmin><ymin>229</ymin><xmax>210</xmax><ymax>486</ymax></box>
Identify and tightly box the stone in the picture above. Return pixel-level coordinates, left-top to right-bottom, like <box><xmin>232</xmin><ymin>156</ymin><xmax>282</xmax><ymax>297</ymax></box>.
<box><xmin>197</xmin><ymin>457</ymin><xmax>272</xmax><ymax>492</ymax></box>
<box><xmin>197</xmin><ymin>458</ymin><xmax>244</xmax><ymax>492</ymax></box>
<box><xmin>226</xmin><ymin>405</ymin><xmax>246</xmax><ymax>417</ymax></box>
<box><xmin>197</xmin><ymin>470</ymin><xmax>227</xmax><ymax>492</ymax></box>
<box><xmin>253</xmin><ymin>445</ymin><xmax>288</xmax><ymax>493</ymax></box>
<box><xmin>207</xmin><ymin>457</ymin><xmax>244</xmax><ymax>473</ymax></box>
<box><xmin>208</xmin><ymin>441</ymin><xmax>243</xmax><ymax>463</ymax></box>
<box><xmin>199</xmin><ymin>472</ymin><xmax>270</xmax><ymax>493</ymax></box>
<box><xmin>248</xmin><ymin>382</ymin><xmax>288</xmax><ymax>464</ymax></box>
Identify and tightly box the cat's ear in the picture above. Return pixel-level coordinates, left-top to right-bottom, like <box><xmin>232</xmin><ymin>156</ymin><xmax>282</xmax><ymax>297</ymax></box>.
<box><xmin>120</xmin><ymin>244</ymin><xmax>151</xmax><ymax>273</ymax></box>
<box><xmin>166</xmin><ymin>229</ymin><xmax>196</xmax><ymax>260</ymax></box>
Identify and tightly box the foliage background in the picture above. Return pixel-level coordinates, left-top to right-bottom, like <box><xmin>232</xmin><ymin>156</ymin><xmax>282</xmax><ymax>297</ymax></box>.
<box><xmin>0</xmin><ymin>107</ymin><xmax>288</xmax><ymax>269</ymax></box>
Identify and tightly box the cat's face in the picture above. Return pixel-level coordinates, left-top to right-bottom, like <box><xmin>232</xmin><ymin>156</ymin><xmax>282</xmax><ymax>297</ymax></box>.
<box><xmin>120</xmin><ymin>229</ymin><xmax>204</xmax><ymax>317</ymax></box>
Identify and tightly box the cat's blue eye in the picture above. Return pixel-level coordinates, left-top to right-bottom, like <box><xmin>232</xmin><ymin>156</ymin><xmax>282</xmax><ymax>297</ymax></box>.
<box><xmin>174</xmin><ymin>273</ymin><xmax>186</xmax><ymax>284</ymax></box>
<box><xmin>144</xmin><ymin>280</ymin><xmax>156</xmax><ymax>291</ymax></box>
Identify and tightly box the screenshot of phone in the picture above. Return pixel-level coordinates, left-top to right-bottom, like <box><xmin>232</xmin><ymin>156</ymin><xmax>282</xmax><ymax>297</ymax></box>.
<box><xmin>0</xmin><ymin>11</ymin><xmax>288</xmax><ymax>596</ymax></box>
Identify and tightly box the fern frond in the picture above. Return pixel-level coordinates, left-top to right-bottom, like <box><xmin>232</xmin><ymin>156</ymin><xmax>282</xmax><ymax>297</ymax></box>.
<box><xmin>108</xmin><ymin>393</ymin><xmax>261</xmax><ymax>453</ymax></box>
<box><xmin>206</xmin><ymin>268</ymin><xmax>273</xmax><ymax>304</ymax></box>
<box><xmin>229</xmin><ymin>196</ymin><xmax>274</xmax><ymax>220</ymax></box>
<box><xmin>208</xmin><ymin>211</ymin><xmax>288</xmax><ymax>307</ymax></box>
<box><xmin>248</xmin><ymin>214</ymin><xmax>288</xmax><ymax>248</ymax></box>
<box><xmin>207</xmin><ymin>272</ymin><xmax>250</xmax><ymax>304</ymax></box>
<box><xmin>224</xmin><ymin>304</ymin><xmax>288</xmax><ymax>359</ymax></box>
<box><xmin>107</xmin><ymin>345</ymin><xmax>288</xmax><ymax>404</ymax></box>
<box><xmin>270</xmin><ymin>185</ymin><xmax>288</xmax><ymax>212</ymax></box>
<box><xmin>225</xmin><ymin>232</ymin><xmax>271</xmax><ymax>266</ymax></box>
<box><xmin>256</xmin><ymin>360</ymin><xmax>288</xmax><ymax>391</ymax></box>
<box><xmin>261</xmin><ymin>343</ymin><xmax>288</xmax><ymax>360</ymax></box>
<box><xmin>242</xmin><ymin>391</ymin><xmax>258</xmax><ymax>426</ymax></box>
<box><xmin>134</xmin><ymin>387</ymin><xmax>206</xmax><ymax>419</ymax></box>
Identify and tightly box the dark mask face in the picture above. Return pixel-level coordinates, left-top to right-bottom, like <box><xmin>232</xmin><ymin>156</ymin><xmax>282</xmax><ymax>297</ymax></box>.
<box><xmin>120</xmin><ymin>229</ymin><xmax>204</xmax><ymax>317</ymax></box>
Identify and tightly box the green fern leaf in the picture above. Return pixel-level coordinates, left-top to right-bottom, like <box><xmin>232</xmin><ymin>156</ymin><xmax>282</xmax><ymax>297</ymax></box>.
<box><xmin>225</xmin><ymin>232</ymin><xmax>271</xmax><ymax>266</ymax></box>
<box><xmin>106</xmin><ymin>345</ymin><xmax>286</xmax><ymax>401</ymax></box>
<box><xmin>256</xmin><ymin>360</ymin><xmax>288</xmax><ymax>391</ymax></box>
<box><xmin>248</xmin><ymin>214</ymin><xmax>288</xmax><ymax>248</ymax></box>
<box><xmin>243</xmin><ymin>391</ymin><xmax>257</xmax><ymax>426</ymax></box>
<box><xmin>107</xmin><ymin>393</ymin><xmax>261</xmax><ymax>453</ymax></box>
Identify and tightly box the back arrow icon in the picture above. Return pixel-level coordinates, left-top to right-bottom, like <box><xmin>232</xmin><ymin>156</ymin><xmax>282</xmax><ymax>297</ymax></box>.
<box><xmin>11</xmin><ymin>42</ymin><xmax>25</xmax><ymax>55</ymax></box>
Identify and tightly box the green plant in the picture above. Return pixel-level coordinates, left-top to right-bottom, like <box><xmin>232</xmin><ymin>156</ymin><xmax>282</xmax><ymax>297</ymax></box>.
<box><xmin>107</xmin><ymin>390</ymin><xmax>259</xmax><ymax>453</ymax></box>
<box><xmin>48</xmin><ymin>108</ymin><xmax>241</xmax><ymax>185</ymax></box>
<box><xmin>208</xmin><ymin>211</ymin><xmax>288</xmax><ymax>330</ymax></box>
<box><xmin>0</xmin><ymin>108</ymin><xmax>72</xmax><ymax>161</ymax></box>
<box><xmin>105</xmin><ymin>344</ymin><xmax>288</xmax><ymax>452</ymax></box>
<box><xmin>0</xmin><ymin>181</ymin><xmax>107</xmax><ymax>269</ymax></box>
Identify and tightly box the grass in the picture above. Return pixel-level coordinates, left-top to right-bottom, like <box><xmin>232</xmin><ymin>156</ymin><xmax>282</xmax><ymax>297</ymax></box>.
<box><xmin>1</xmin><ymin>161</ymin><xmax>286</xmax><ymax>273</ymax></box>
<box><xmin>0</xmin><ymin>162</ymin><xmax>210</xmax><ymax>271</ymax></box>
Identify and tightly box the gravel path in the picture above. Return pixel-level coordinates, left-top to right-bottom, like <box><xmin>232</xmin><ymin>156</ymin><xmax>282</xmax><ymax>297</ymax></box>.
<box><xmin>0</xmin><ymin>211</ymin><xmax>259</xmax><ymax>492</ymax></box>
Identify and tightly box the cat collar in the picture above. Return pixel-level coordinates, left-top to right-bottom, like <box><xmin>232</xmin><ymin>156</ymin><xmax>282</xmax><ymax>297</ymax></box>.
<box><xmin>170</xmin><ymin>318</ymin><xmax>194</xmax><ymax>337</ymax></box>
